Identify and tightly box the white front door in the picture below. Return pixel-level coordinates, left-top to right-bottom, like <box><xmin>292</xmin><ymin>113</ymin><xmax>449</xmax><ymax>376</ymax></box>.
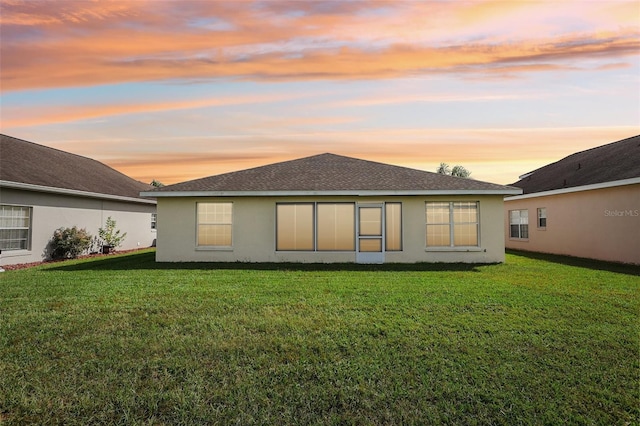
<box><xmin>356</xmin><ymin>204</ymin><xmax>384</xmax><ymax>264</ymax></box>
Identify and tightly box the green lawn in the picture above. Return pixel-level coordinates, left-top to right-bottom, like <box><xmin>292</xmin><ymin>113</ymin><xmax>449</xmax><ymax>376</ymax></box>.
<box><xmin>1</xmin><ymin>250</ymin><xmax>638</xmax><ymax>425</ymax></box>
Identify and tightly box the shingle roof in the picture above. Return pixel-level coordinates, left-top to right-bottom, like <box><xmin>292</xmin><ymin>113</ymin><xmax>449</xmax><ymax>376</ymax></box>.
<box><xmin>511</xmin><ymin>135</ymin><xmax>640</xmax><ymax>194</ymax></box>
<box><xmin>150</xmin><ymin>153</ymin><xmax>519</xmax><ymax>195</ymax></box>
<box><xmin>0</xmin><ymin>134</ymin><xmax>153</xmax><ymax>200</ymax></box>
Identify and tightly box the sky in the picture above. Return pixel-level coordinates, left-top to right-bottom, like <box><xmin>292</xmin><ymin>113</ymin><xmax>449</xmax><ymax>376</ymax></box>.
<box><xmin>1</xmin><ymin>0</ymin><xmax>639</xmax><ymax>186</ymax></box>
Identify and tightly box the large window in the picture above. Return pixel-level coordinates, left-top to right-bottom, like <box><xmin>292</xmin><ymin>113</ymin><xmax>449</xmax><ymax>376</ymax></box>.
<box><xmin>197</xmin><ymin>202</ymin><xmax>232</xmax><ymax>247</ymax></box>
<box><xmin>276</xmin><ymin>203</ymin><xmax>314</xmax><ymax>251</ymax></box>
<box><xmin>426</xmin><ymin>202</ymin><xmax>479</xmax><ymax>247</ymax></box>
<box><xmin>276</xmin><ymin>202</ymin><xmax>401</xmax><ymax>252</ymax></box>
<box><xmin>317</xmin><ymin>203</ymin><xmax>355</xmax><ymax>251</ymax></box>
<box><xmin>510</xmin><ymin>209</ymin><xmax>529</xmax><ymax>239</ymax></box>
<box><xmin>0</xmin><ymin>205</ymin><xmax>32</xmax><ymax>251</ymax></box>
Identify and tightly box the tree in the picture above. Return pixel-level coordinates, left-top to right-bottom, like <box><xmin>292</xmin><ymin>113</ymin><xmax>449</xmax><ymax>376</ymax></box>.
<box><xmin>436</xmin><ymin>163</ymin><xmax>471</xmax><ymax>178</ymax></box>
<box><xmin>436</xmin><ymin>163</ymin><xmax>451</xmax><ymax>175</ymax></box>
<box><xmin>450</xmin><ymin>165</ymin><xmax>471</xmax><ymax>178</ymax></box>
<box><xmin>98</xmin><ymin>216</ymin><xmax>127</xmax><ymax>250</ymax></box>
<box><xmin>150</xmin><ymin>179</ymin><xmax>165</xmax><ymax>188</ymax></box>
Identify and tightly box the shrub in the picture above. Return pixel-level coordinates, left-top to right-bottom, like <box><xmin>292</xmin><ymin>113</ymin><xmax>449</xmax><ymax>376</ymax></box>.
<box><xmin>50</xmin><ymin>226</ymin><xmax>92</xmax><ymax>259</ymax></box>
<box><xmin>98</xmin><ymin>216</ymin><xmax>127</xmax><ymax>249</ymax></box>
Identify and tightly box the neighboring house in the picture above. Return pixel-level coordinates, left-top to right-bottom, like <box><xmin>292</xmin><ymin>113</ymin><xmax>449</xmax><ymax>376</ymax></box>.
<box><xmin>142</xmin><ymin>153</ymin><xmax>521</xmax><ymax>264</ymax></box>
<box><xmin>505</xmin><ymin>135</ymin><xmax>640</xmax><ymax>265</ymax></box>
<box><xmin>0</xmin><ymin>134</ymin><xmax>157</xmax><ymax>266</ymax></box>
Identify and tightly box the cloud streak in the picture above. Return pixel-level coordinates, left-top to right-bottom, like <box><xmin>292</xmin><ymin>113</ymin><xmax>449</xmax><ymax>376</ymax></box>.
<box><xmin>1</xmin><ymin>92</ymin><xmax>309</xmax><ymax>127</ymax></box>
<box><xmin>81</xmin><ymin>125</ymin><xmax>639</xmax><ymax>185</ymax></box>
<box><xmin>1</xmin><ymin>1</ymin><xmax>638</xmax><ymax>187</ymax></box>
<box><xmin>2</xmin><ymin>1</ymin><xmax>638</xmax><ymax>91</ymax></box>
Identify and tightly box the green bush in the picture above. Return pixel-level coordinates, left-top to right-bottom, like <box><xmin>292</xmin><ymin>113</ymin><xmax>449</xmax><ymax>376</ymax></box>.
<box><xmin>50</xmin><ymin>226</ymin><xmax>92</xmax><ymax>259</ymax></box>
<box><xmin>98</xmin><ymin>216</ymin><xmax>127</xmax><ymax>249</ymax></box>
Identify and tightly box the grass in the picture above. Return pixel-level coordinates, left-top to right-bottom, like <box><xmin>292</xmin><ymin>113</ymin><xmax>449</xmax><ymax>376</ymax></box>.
<box><xmin>0</xmin><ymin>249</ymin><xmax>638</xmax><ymax>425</ymax></box>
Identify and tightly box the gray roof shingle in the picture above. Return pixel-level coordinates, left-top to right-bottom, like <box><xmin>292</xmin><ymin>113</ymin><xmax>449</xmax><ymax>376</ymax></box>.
<box><xmin>0</xmin><ymin>134</ymin><xmax>153</xmax><ymax>200</ymax></box>
<box><xmin>511</xmin><ymin>135</ymin><xmax>640</xmax><ymax>194</ymax></box>
<box><xmin>151</xmin><ymin>153</ymin><xmax>518</xmax><ymax>194</ymax></box>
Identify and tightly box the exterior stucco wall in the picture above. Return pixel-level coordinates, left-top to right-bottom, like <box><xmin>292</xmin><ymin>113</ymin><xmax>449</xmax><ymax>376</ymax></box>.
<box><xmin>0</xmin><ymin>188</ymin><xmax>156</xmax><ymax>266</ymax></box>
<box><xmin>504</xmin><ymin>183</ymin><xmax>640</xmax><ymax>264</ymax></box>
<box><xmin>156</xmin><ymin>195</ymin><xmax>506</xmax><ymax>263</ymax></box>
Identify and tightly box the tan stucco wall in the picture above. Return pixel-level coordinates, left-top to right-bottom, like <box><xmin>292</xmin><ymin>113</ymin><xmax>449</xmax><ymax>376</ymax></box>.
<box><xmin>0</xmin><ymin>188</ymin><xmax>156</xmax><ymax>266</ymax></box>
<box><xmin>504</xmin><ymin>183</ymin><xmax>640</xmax><ymax>264</ymax></box>
<box><xmin>156</xmin><ymin>195</ymin><xmax>506</xmax><ymax>263</ymax></box>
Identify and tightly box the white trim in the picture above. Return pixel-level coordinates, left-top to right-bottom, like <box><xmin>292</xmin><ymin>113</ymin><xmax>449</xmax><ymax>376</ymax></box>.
<box><xmin>505</xmin><ymin>177</ymin><xmax>640</xmax><ymax>201</ymax></box>
<box><xmin>1</xmin><ymin>180</ymin><xmax>157</xmax><ymax>205</ymax></box>
<box><xmin>195</xmin><ymin>247</ymin><xmax>233</xmax><ymax>252</ymax></box>
<box><xmin>142</xmin><ymin>188</ymin><xmax>522</xmax><ymax>198</ymax></box>
<box><xmin>196</xmin><ymin>201</ymin><xmax>234</xmax><ymax>249</ymax></box>
<box><xmin>425</xmin><ymin>247</ymin><xmax>484</xmax><ymax>252</ymax></box>
<box><xmin>356</xmin><ymin>202</ymin><xmax>385</xmax><ymax>264</ymax></box>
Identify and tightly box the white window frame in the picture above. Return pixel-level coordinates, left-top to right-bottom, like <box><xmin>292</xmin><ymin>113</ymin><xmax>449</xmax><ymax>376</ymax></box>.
<box><xmin>276</xmin><ymin>202</ymin><xmax>316</xmax><ymax>251</ymax></box>
<box><xmin>275</xmin><ymin>202</ymin><xmax>402</xmax><ymax>252</ymax></box>
<box><xmin>425</xmin><ymin>201</ymin><xmax>480</xmax><ymax>248</ymax></box>
<box><xmin>537</xmin><ymin>208</ymin><xmax>547</xmax><ymax>229</ymax></box>
<box><xmin>0</xmin><ymin>205</ymin><xmax>32</xmax><ymax>251</ymax></box>
<box><xmin>384</xmin><ymin>202</ymin><xmax>403</xmax><ymax>252</ymax></box>
<box><xmin>510</xmin><ymin>209</ymin><xmax>529</xmax><ymax>239</ymax></box>
<box><xmin>196</xmin><ymin>202</ymin><xmax>233</xmax><ymax>249</ymax></box>
<box><xmin>151</xmin><ymin>213</ymin><xmax>157</xmax><ymax>231</ymax></box>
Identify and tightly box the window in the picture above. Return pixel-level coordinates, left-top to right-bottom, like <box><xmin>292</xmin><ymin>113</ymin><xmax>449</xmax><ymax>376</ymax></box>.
<box><xmin>317</xmin><ymin>203</ymin><xmax>355</xmax><ymax>251</ymax></box>
<box><xmin>0</xmin><ymin>205</ymin><xmax>32</xmax><ymax>251</ymax></box>
<box><xmin>510</xmin><ymin>210</ymin><xmax>529</xmax><ymax>239</ymax></box>
<box><xmin>277</xmin><ymin>203</ymin><xmax>314</xmax><ymax>251</ymax></box>
<box><xmin>151</xmin><ymin>213</ymin><xmax>157</xmax><ymax>230</ymax></box>
<box><xmin>276</xmin><ymin>202</ymin><xmax>402</xmax><ymax>252</ymax></box>
<box><xmin>537</xmin><ymin>208</ymin><xmax>547</xmax><ymax>229</ymax></box>
<box><xmin>197</xmin><ymin>202</ymin><xmax>232</xmax><ymax>247</ymax></box>
<box><xmin>426</xmin><ymin>202</ymin><xmax>479</xmax><ymax>247</ymax></box>
<box><xmin>385</xmin><ymin>203</ymin><xmax>402</xmax><ymax>251</ymax></box>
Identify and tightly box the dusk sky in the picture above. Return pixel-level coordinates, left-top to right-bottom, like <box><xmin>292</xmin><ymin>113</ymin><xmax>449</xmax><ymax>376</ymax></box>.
<box><xmin>1</xmin><ymin>0</ymin><xmax>639</xmax><ymax>185</ymax></box>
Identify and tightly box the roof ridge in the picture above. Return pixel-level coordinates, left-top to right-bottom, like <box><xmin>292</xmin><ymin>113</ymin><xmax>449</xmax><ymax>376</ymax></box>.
<box><xmin>518</xmin><ymin>134</ymin><xmax>640</xmax><ymax>180</ymax></box>
<box><xmin>154</xmin><ymin>151</ymin><xmax>515</xmax><ymax>193</ymax></box>
<box><xmin>511</xmin><ymin>134</ymin><xmax>640</xmax><ymax>192</ymax></box>
<box><xmin>0</xmin><ymin>134</ymin><xmax>153</xmax><ymax>198</ymax></box>
<box><xmin>1</xmin><ymin>133</ymin><xmax>104</xmax><ymax>166</ymax></box>
<box><xmin>0</xmin><ymin>133</ymin><xmax>152</xmax><ymax>188</ymax></box>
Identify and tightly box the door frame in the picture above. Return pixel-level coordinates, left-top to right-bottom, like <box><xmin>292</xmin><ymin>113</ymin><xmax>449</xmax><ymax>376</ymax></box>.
<box><xmin>356</xmin><ymin>203</ymin><xmax>385</xmax><ymax>264</ymax></box>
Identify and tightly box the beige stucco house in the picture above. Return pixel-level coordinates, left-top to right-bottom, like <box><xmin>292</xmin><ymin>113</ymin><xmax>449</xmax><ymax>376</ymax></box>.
<box><xmin>0</xmin><ymin>134</ymin><xmax>157</xmax><ymax>266</ymax></box>
<box><xmin>142</xmin><ymin>153</ymin><xmax>520</xmax><ymax>264</ymax></box>
<box><xmin>505</xmin><ymin>135</ymin><xmax>640</xmax><ymax>265</ymax></box>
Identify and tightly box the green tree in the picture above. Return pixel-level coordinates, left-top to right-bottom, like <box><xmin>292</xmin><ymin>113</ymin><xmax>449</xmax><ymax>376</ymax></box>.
<box><xmin>437</xmin><ymin>163</ymin><xmax>471</xmax><ymax>178</ymax></box>
<box><xmin>436</xmin><ymin>163</ymin><xmax>451</xmax><ymax>175</ymax></box>
<box><xmin>99</xmin><ymin>217</ymin><xmax>127</xmax><ymax>249</ymax></box>
<box><xmin>150</xmin><ymin>179</ymin><xmax>165</xmax><ymax>188</ymax></box>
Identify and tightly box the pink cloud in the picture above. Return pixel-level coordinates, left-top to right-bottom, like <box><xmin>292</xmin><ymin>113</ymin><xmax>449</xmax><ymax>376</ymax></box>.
<box><xmin>1</xmin><ymin>92</ymin><xmax>309</xmax><ymax>128</ymax></box>
<box><xmin>76</xmin><ymin>125</ymin><xmax>639</xmax><ymax>185</ymax></box>
<box><xmin>1</xmin><ymin>1</ymin><xmax>638</xmax><ymax>91</ymax></box>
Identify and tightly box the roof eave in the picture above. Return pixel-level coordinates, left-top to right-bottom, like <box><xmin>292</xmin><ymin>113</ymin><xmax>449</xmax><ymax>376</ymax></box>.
<box><xmin>141</xmin><ymin>188</ymin><xmax>522</xmax><ymax>198</ymax></box>
<box><xmin>1</xmin><ymin>180</ymin><xmax>157</xmax><ymax>205</ymax></box>
<box><xmin>505</xmin><ymin>177</ymin><xmax>640</xmax><ymax>201</ymax></box>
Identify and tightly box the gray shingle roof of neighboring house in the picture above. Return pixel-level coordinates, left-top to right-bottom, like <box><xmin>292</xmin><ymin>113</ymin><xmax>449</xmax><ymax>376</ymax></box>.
<box><xmin>146</xmin><ymin>153</ymin><xmax>520</xmax><ymax>196</ymax></box>
<box><xmin>0</xmin><ymin>134</ymin><xmax>153</xmax><ymax>201</ymax></box>
<box><xmin>511</xmin><ymin>135</ymin><xmax>640</xmax><ymax>195</ymax></box>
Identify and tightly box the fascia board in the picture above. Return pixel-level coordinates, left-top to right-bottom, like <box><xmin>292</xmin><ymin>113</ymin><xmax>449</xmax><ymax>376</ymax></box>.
<box><xmin>1</xmin><ymin>180</ymin><xmax>157</xmax><ymax>205</ymax></box>
<box><xmin>505</xmin><ymin>177</ymin><xmax>640</xmax><ymax>201</ymax></box>
<box><xmin>142</xmin><ymin>188</ymin><xmax>523</xmax><ymax>198</ymax></box>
